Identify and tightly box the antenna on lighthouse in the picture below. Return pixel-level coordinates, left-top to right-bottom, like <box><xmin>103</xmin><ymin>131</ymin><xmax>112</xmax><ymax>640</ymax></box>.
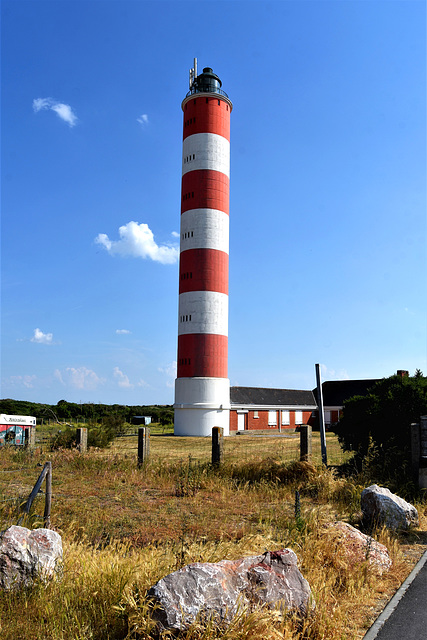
<box><xmin>189</xmin><ymin>57</ymin><xmax>198</xmax><ymax>89</ymax></box>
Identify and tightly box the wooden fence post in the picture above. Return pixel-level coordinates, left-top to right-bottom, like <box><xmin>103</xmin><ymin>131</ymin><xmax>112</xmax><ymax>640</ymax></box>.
<box><xmin>410</xmin><ymin>422</ymin><xmax>421</xmax><ymax>484</ymax></box>
<box><xmin>419</xmin><ymin>416</ymin><xmax>427</xmax><ymax>489</ymax></box>
<box><xmin>76</xmin><ymin>428</ymin><xmax>87</xmax><ymax>453</ymax></box>
<box><xmin>24</xmin><ymin>426</ymin><xmax>36</xmax><ymax>451</ymax></box>
<box><xmin>138</xmin><ymin>427</ymin><xmax>150</xmax><ymax>466</ymax></box>
<box><xmin>300</xmin><ymin>425</ymin><xmax>312</xmax><ymax>462</ymax></box>
<box><xmin>212</xmin><ymin>427</ymin><xmax>224</xmax><ymax>466</ymax></box>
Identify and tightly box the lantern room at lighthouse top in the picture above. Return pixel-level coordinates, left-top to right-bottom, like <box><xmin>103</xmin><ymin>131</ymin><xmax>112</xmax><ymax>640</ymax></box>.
<box><xmin>182</xmin><ymin>60</ymin><xmax>233</xmax><ymax>111</ymax></box>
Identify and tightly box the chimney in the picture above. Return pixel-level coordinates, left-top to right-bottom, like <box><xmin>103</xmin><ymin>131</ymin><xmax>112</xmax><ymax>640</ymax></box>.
<box><xmin>396</xmin><ymin>370</ymin><xmax>409</xmax><ymax>378</ymax></box>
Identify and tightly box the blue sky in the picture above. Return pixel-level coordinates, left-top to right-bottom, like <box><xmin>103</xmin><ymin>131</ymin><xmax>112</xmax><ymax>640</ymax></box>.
<box><xmin>1</xmin><ymin>0</ymin><xmax>426</xmax><ymax>405</ymax></box>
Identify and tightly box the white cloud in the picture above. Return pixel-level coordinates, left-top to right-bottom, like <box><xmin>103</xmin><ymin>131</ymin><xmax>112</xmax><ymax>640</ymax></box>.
<box><xmin>137</xmin><ymin>114</ymin><xmax>148</xmax><ymax>126</ymax></box>
<box><xmin>95</xmin><ymin>221</ymin><xmax>179</xmax><ymax>264</ymax></box>
<box><xmin>113</xmin><ymin>366</ymin><xmax>133</xmax><ymax>388</ymax></box>
<box><xmin>33</xmin><ymin>97</ymin><xmax>78</xmax><ymax>127</ymax></box>
<box><xmin>137</xmin><ymin>379</ymin><xmax>149</xmax><ymax>388</ymax></box>
<box><xmin>158</xmin><ymin>361</ymin><xmax>177</xmax><ymax>388</ymax></box>
<box><xmin>116</xmin><ymin>329</ymin><xmax>131</xmax><ymax>335</ymax></box>
<box><xmin>55</xmin><ymin>366</ymin><xmax>104</xmax><ymax>390</ymax></box>
<box><xmin>54</xmin><ymin>369</ymin><xmax>64</xmax><ymax>385</ymax></box>
<box><xmin>171</xmin><ymin>231</ymin><xmax>180</xmax><ymax>238</ymax></box>
<box><xmin>8</xmin><ymin>375</ymin><xmax>37</xmax><ymax>388</ymax></box>
<box><xmin>319</xmin><ymin>364</ymin><xmax>350</xmax><ymax>381</ymax></box>
<box><xmin>31</xmin><ymin>328</ymin><xmax>53</xmax><ymax>344</ymax></box>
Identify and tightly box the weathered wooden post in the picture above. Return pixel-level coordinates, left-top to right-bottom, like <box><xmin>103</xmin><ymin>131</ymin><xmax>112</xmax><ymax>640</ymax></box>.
<box><xmin>300</xmin><ymin>425</ymin><xmax>312</xmax><ymax>462</ymax></box>
<box><xmin>138</xmin><ymin>427</ymin><xmax>150</xmax><ymax>466</ymax></box>
<box><xmin>419</xmin><ymin>416</ymin><xmax>427</xmax><ymax>489</ymax></box>
<box><xmin>212</xmin><ymin>427</ymin><xmax>224</xmax><ymax>466</ymax></box>
<box><xmin>24</xmin><ymin>426</ymin><xmax>36</xmax><ymax>451</ymax></box>
<box><xmin>411</xmin><ymin>422</ymin><xmax>421</xmax><ymax>484</ymax></box>
<box><xmin>76</xmin><ymin>428</ymin><xmax>88</xmax><ymax>453</ymax></box>
<box><xmin>44</xmin><ymin>461</ymin><xmax>52</xmax><ymax>528</ymax></box>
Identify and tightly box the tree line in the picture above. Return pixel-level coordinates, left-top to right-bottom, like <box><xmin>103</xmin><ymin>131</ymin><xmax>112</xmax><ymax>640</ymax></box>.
<box><xmin>0</xmin><ymin>398</ymin><xmax>174</xmax><ymax>426</ymax></box>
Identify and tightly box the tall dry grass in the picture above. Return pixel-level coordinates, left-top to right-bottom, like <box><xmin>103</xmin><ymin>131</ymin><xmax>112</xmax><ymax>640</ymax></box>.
<box><xmin>0</xmin><ymin>438</ymin><xmax>426</xmax><ymax>640</ymax></box>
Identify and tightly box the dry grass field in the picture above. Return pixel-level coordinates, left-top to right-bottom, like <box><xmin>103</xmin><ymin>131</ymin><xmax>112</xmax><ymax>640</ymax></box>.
<box><xmin>0</xmin><ymin>432</ymin><xmax>426</xmax><ymax>640</ymax></box>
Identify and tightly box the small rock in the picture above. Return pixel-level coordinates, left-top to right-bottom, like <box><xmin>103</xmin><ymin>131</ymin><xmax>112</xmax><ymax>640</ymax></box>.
<box><xmin>361</xmin><ymin>484</ymin><xmax>419</xmax><ymax>530</ymax></box>
<box><xmin>147</xmin><ymin>549</ymin><xmax>314</xmax><ymax>632</ymax></box>
<box><xmin>0</xmin><ymin>525</ymin><xmax>62</xmax><ymax>590</ymax></box>
<box><xmin>324</xmin><ymin>522</ymin><xmax>392</xmax><ymax>574</ymax></box>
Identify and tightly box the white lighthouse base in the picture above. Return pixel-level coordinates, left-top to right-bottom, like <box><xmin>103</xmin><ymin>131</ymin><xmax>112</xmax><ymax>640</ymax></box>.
<box><xmin>174</xmin><ymin>377</ymin><xmax>230</xmax><ymax>436</ymax></box>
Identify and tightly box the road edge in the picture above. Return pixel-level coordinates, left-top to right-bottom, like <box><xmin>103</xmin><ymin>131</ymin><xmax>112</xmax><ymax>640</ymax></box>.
<box><xmin>362</xmin><ymin>548</ymin><xmax>427</xmax><ymax>639</ymax></box>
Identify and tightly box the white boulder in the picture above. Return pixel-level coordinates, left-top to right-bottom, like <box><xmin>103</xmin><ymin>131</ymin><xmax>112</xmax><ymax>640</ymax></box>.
<box><xmin>361</xmin><ymin>484</ymin><xmax>419</xmax><ymax>530</ymax></box>
<box><xmin>0</xmin><ymin>525</ymin><xmax>62</xmax><ymax>590</ymax></box>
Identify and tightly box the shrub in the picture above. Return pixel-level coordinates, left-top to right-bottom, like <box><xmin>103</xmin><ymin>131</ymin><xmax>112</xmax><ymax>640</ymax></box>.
<box><xmin>334</xmin><ymin>371</ymin><xmax>427</xmax><ymax>482</ymax></box>
<box><xmin>50</xmin><ymin>415</ymin><xmax>123</xmax><ymax>450</ymax></box>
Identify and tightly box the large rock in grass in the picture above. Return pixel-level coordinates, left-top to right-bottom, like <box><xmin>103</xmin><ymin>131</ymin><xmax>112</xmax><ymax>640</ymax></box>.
<box><xmin>0</xmin><ymin>525</ymin><xmax>62</xmax><ymax>590</ymax></box>
<box><xmin>361</xmin><ymin>485</ymin><xmax>419</xmax><ymax>531</ymax></box>
<box><xmin>147</xmin><ymin>549</ymin><xmax>314</xmax><ymax>632</ymax></box>
<box><xmin>324</xmin><ymin>522</ymin><xmax>392</xmax><ymax>575</ymax></box>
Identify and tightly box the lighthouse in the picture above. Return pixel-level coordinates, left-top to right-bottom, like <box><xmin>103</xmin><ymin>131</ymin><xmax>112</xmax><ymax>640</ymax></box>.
<box><xmin>174</xmin><ymin>60</ymin><xmax>232</xmax><ymax>436</ymax></box>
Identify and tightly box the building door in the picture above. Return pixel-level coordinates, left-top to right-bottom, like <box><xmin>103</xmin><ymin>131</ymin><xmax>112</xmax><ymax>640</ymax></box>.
<box><xmin>237</xmin><ymin>413</ymin><xmax>246</xmax><ymax>430</ymax></box>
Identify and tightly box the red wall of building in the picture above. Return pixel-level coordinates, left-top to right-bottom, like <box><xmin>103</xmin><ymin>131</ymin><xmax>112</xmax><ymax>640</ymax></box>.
<box><xmin>230</xmin><ymin>410</ymin><xmax>314</xmax><ymax>431</ymax></box>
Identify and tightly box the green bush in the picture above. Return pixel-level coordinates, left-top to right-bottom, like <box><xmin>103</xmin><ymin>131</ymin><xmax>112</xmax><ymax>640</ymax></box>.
<box><xmin>50</xmin><ymin>415</ymin><xmax>123</xmax><ymax>451</ymax></box>
<box><xmin>334</xmin><ymin>371</ymin><xmax>427</xmax><ymax>481</ymax></box>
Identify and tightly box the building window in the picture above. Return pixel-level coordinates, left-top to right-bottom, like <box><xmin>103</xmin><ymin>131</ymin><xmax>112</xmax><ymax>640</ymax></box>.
<box><xmin>268</xmin><ymin>410</ymin><xmax>277</xmax><ymax>426</ymax></box>
<box><xmin>253</xmin><ymin>410</ymin><xmax>259</xmax><ymax>419</ymax></box>
<box><xmin>281</xmin><ymin>410</ymin><xmax>290</xmax><ymax>425</ymax></box>
<box><xmin>295</xmin><ymin>411</ymin><xmax>303</xmax><ymax>425</ymax></box>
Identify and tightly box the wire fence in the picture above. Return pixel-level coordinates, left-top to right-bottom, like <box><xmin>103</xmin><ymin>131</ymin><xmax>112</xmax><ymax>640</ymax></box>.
<box><xmin>6</xmin><ymin>427</ymin><xmax>351</xmax><ymax>469</ymax></box>
<box><xmin>104</xmin><ymin>431</ymin><xmax>351</xmax><ymax>467</ymax></box>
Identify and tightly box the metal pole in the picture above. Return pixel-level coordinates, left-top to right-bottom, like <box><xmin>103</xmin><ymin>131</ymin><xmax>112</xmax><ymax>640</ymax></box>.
<box><xmin>315</xmin><ymin>364</ymin><xmax>327</xmax><ymax>465</ymax></box>
<box><xmin>17</xmin><ymin>462</ymin><xmax>50</xmax><ymax>526</ymax></box>
<box><xmin>44</xmin><ymin>461</ymin><xmax>52</xmax><ymax>528</ymax></box>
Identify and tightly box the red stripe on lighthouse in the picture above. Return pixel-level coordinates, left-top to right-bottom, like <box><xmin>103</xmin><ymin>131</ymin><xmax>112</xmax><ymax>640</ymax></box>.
<box><xmin>182</xmin><ymin>97</ymin><xmax>230</xmax><ymax>141</ymax></box>
<box><xmin>181</xmin><ymin>170</ymin><xmax>229</xmax><ymax>214</ymax></box>
<box><xmin>179</xmin><ymin>249</ymin><xmax>228</xmax><ymax>295</ymax></box>
<box><xmin>177</xmin><ymin>333</ymin><xmax>228</xmax><ymax>378</ymax></box>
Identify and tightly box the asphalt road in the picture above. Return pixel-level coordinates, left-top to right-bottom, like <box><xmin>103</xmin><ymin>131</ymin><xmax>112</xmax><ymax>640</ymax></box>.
<box><xmin>363</xmin><ymin>551</ymin><xmax>427</xmax><ymax>640</ymax></box>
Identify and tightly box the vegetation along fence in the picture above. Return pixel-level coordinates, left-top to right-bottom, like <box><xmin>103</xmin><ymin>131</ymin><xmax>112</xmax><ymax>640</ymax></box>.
<box><xmin>106</xmin><ymin>427</ymin><xmax>350</xmax><ymax>467</ymax></box>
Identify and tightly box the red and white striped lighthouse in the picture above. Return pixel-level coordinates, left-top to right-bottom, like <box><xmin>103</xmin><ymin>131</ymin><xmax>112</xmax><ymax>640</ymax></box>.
<box><xmin>174</xmin><ymin>60</ymin><xmax>232</xmax><ymax>436</ymax></box>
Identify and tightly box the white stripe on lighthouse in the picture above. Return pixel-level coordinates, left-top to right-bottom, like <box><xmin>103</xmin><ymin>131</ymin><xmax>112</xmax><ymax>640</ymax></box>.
<box><xmin>180</xmin><ymin>209</ymin><xmax>229</xmax><ymax>253</ymax></box>
<box><xmin>178</xmin><ymin>291</ymin><xmax>229</xmax><ymax>336</ymax></box>
<box><xmin>182</xmin><ymin>133</ymin><xmax>230</xmax><ymax>177</ymax></box>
